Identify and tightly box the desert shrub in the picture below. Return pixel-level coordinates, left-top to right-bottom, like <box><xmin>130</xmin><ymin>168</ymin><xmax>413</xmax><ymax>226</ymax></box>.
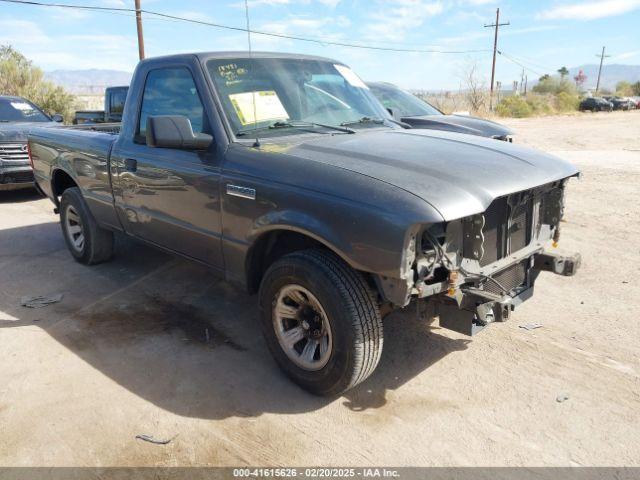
<box><xmin>0</xmin><ymin>45</ymin><xmax>76</xmax><ymax>122</ymax></box>
<box><xmin>555</xmin><ymin>92</ymin><xmax>580</xmax><ymax>112</ymax></box>
<box><xmin>616</xmin><ymin>81</ymin><xmax>633</xmax><ymax>96</ymax></box>
<box><xmin>533</xmin><ymin>76</ymin><xmax>577</xmax><ymax>95</ymax></box>
<box><xmin>496</xmin><ymin>96</ymin><xmax>533</xmax><ymax>118</ymax></box>
<box><xmin>525</xmin><ymin>94</ymin><xmax>554</xmax><ymax>115</ymax></box>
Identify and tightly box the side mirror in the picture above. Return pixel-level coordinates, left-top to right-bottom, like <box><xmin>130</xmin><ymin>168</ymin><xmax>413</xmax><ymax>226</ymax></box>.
<box><xmin>146</xmin><ymin>115</ymin><xmax>213</xmax><ymax>150</ymax></box>
<box><xmin>52</xmin><ymin>114</ymin><xmax>64</xmax><ymax>123</ymax></box>
<box><xmin>386</xmin><ymin>107</ymin><xmax>401</xmax><ymax>121</ymax></box>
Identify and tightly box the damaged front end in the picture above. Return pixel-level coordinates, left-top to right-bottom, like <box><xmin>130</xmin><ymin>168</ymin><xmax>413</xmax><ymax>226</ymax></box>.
<box><xmin>409</xmin><ymin>179</ymin><xmax>581</xmax><ymax>336</ymax></box>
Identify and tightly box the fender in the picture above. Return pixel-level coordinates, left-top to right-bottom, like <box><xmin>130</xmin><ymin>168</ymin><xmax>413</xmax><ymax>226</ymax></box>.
<box><xmin>247</xmin><ymin>210</ymin><xmax>363</xmax><ymax>271</ymax></box>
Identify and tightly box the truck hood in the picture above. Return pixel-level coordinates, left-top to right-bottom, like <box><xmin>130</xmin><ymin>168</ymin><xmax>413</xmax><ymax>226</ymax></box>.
<box><xmin>287</xmin><ymin>128</ymin><xmax>579</xmax><ymax>221</ymax></box>
<box><xmin>0</xmin><ymin>121</ymin><xmax>57</xmax><ymax>143</ymax></box>
<box><xmin>401</xmin><ymin>114</ymin><xmax>513</xmax><ymax>138</ymax></box>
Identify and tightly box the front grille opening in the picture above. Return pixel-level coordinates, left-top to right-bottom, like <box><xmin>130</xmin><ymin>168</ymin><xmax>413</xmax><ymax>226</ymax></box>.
<box><xmin>464</xmin><ymin>193</ymin><xmax>534</xmax><ymax>267</ymax></box>
<box><xmin>480</xmin><ymin>197</ymin><xmax>508</xmax><ymax>266</ymax></box>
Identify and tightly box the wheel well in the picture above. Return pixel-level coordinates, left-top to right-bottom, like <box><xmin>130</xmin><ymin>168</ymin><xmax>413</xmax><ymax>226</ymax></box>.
<box><xmin>246</xmin><ymin>230</ymin><xmax>330</xmax><ymax>294</ymax></box>
<box><xmin>51</xmin><ymin>169</ymin><xmax>78</xmax><ymax>201</ymax></box>
<box><xmin>246</xmin><ymin>230</ymin><xmax>380</xmax><ymax>298</ymax></box>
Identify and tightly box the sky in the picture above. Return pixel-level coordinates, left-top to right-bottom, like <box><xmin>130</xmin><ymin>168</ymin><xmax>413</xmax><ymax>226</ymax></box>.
<box><xmin>0</xmin><ymin>0</ymin><xmax>639</xmax><ymax>90</ymax></box>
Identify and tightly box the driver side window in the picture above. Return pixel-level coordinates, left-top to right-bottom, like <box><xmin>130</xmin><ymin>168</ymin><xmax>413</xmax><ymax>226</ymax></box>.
<box><xmin>137</xmin><ymin>67</ymin><xmax>206</xmax><ymax>142</ymax></box>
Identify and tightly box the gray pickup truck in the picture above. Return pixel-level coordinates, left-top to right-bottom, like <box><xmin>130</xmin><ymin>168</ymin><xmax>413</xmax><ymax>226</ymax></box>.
<box><xmin>73</xmin><ymin>86</ymin><xmax>129</xmax><ymax>125</ymax></box>
<box><xmin>28</xmin><ymin>52</ymin><xmax>581</xmax><ymax>395</ymax></box>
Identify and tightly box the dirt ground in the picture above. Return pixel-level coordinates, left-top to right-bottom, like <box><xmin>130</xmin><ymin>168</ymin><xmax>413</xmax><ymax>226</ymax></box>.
<box><xmin>1</xmin><ymin>111</ymin><xmax>639</xmax><ymax>467</ymax></box>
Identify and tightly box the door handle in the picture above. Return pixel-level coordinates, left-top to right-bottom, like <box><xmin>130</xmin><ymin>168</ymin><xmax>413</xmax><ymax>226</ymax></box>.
<box><xmin>124</xmin><ymin>158</ymin><xmax>137</xmax><ymax>172</ymax></box>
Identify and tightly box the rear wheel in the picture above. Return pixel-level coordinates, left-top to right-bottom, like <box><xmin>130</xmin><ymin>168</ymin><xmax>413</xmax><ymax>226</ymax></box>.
<box><xmin>259</xmin><ymin>249</ymin><xmax>383</xmax><ymax>396</ymax></box>
<box><xmin>60</xmin><ymin>187</ymin><xmax>114</xmax><ymax>265</ymax></box>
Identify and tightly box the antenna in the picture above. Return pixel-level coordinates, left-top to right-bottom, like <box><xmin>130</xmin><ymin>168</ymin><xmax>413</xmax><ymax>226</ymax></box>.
<box><xmin>244</xmin><ymin>0</ymin><xmax>260</xmax><ymax>148</ymax></box>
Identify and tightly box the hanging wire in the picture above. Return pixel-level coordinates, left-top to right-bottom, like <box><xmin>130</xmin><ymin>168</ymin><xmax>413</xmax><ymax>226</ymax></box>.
<box><xmin>0</xmin><ymin>0</ymin><xmax>492</xmax><ymax>55</ymax></box>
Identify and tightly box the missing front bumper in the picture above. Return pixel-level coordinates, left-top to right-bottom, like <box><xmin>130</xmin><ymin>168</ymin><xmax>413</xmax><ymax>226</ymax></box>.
<box><xmin>435</xmin><ymin>250</ymin><xmax>581</xmax><ymax>336</ymax></box>
<box><xmin>437</xmin><ymin>287</ymin><xmax>533</xmax><ymax>336</ymax></box>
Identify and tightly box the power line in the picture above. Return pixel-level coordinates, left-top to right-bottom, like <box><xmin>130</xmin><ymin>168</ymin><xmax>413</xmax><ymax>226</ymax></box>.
<box><xmin>498</xmin><ymin>51</ymin><xmax>545</xmax><ymax>77</ymax></box>
<box><xmin>503</xmin><ymin>51</ymin><xmax>554</xmax><ymax>73</ymax></box>
<box><xmin>0</xmin><ymin>0</ymin><xmax>491</xmax><ymax>55</ymax></box>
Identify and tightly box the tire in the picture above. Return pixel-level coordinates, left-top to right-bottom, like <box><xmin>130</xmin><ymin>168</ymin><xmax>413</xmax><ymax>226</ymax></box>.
<box><xmin>259</xmin><ymin>249</ymin><xmax>383</xmax><ymax>396</ymax></box>
<box><xmin>60</xmin><ymin>187</ymin><xmax>114</xmax><ymax>265</ymax></box>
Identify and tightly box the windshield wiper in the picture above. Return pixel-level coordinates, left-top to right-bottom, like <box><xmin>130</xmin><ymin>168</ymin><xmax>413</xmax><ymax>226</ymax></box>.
<box><xmin>340</xmin><ymin>116</ymin><xmax>385</xmax><ymax>127</ymax></box>
<box><xmin>237</xmin><ymin>120</ymin><xmax>354</xmax><ymax>136</ymax></box>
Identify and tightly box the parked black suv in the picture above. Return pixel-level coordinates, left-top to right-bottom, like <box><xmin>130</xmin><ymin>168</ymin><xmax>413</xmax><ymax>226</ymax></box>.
<box><xmin>0</xmin><ymin>95</ymin><xmax>62</xmax><ymax>191</ymax></box>
<box><xmin>579</xmin><ymin>97</ymin><xmax>613</xmax><ymax>112</ymax></box>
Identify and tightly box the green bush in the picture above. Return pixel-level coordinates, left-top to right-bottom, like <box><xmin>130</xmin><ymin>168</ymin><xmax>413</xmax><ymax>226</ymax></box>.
<box><xmin>555</xmin><ymin>92</ymin><xmax>580</xmax><ymax>112</ymax></box>
<box><xmin>496</xmin><ymin>96</ymin><xmax>533</xmax><ymax>118</ymax></box>
<box><xmin>525</xmin><ymin>94</ymin><xmax>554</xmax><ymax>115</ymax></box>
<box><xmin>532</xmin><ymin>76</ymin><xmax>577</xmax><ymax>95</ymax></box>
<box><xmin>0</xmin><ymin>45</ymin><xmax>76</xmax><ymax>122</ymax></box>
<box><xmin>496</xmin><ymin>91</ymin><xmax>581</xmax><ymax>118</ymax></box>
<box><xmin>616</xmin><ymin>81</ymin><xmax>633</xmax><ymax>96</ymax></box>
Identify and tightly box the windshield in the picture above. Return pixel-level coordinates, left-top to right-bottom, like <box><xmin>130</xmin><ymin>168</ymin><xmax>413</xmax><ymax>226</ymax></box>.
<box><xmin>206</xmin><ymin>57</ymin><xmax>390</xmax><ymax>138</ymax></box>
<box><xmin>368</xmin><ymin>83</ymin><xmax>442</xmax><ymax>117</ymax></box>
<box><xmin>0</xmin><ymin>98</ymin><xmax>50</xmax><ymax>123</ymax></box>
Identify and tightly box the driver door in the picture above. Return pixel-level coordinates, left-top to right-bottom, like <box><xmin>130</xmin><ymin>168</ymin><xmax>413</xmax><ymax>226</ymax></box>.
<box><xmin>111</xmin><ymin>66</ymin><xmax>224</xmax><ymax>269</ymax></box>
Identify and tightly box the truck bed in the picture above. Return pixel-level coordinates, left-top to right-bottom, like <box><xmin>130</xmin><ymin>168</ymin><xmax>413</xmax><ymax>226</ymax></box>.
<box><xmin>28</xmin><ymin>123</ymin><xmax>122</xmax><ymax>230</ymax></box>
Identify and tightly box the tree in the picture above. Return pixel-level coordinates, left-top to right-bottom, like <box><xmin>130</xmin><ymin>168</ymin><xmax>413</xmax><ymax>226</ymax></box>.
<box><xmin>632</xmin><ymin>81</ymin><xmax>640</xmax><ymax>96</ymax></box>
<box><xmin>557</xmin><ymin>66</ymin><xmax>569</xmax><ymax>79</ymax></box>
<box><xmin>0</xmin><ymin>45</ymin><xmax>76</xmax><ymax>122</ymax></box>
<box><xmin>539</xmin><ymin>74</ymin><xmax>550</xmax><ymax>82</ymax></box>
<box><xmin>573</xmin><ymin>70</ymin><xmax>587</xmax><ymax>89</ymax></box>
<box><xmin>616</xmin><ymin>81</ymin><xmax>633</xmax><ymax>96</ymax></box>
<box><xmin>457</xmin><ymin>60</ymin><xmax>488</xmax><ymax>114</ymax></box>
<box><xmin>533</xmin><ymin>75</ymin><xmax>576</xmax><ymax>95</ymax></box>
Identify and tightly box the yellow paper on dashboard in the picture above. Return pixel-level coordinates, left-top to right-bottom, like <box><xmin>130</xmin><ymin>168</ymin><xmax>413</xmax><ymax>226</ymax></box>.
<box><xmin>229</xmin><ymin>90</ymin><xmax>289</xmax><ymax>126</ymax></box>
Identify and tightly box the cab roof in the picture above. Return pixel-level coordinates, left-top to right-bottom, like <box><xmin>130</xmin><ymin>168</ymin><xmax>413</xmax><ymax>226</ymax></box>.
<box><xmin>139</xmin><ymin>51</ymin><xmax>344</xmax><ymax>66</ymax></box>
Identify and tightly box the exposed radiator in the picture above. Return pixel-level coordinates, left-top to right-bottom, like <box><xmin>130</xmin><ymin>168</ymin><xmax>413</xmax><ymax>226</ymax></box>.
<box><xmin>484</xmin><ymin>261</ymin><xmax>528</xmax><ymax>295</ymax></box>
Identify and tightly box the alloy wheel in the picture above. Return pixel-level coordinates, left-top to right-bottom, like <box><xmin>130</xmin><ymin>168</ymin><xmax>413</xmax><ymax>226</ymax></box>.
<box><xmin>272</xmin><ymin>284</ymin><xmax>333</xmax><ymax>371</ymax></box>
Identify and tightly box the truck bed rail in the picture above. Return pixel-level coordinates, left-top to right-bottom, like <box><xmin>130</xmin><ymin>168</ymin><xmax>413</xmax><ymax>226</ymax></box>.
<box><xmin>66</xmin><ymin>123</ymin><xmax>121</xmax><ymax>135</ymax></box>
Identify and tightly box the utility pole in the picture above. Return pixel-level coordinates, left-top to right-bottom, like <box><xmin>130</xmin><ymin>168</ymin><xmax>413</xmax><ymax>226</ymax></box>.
<box><xmin>595</xmin><ymin>46</ymin><xmax>611</xmax><ymax>93</ymax></box>
<box><xmin>134</xmin><ymin>0</ymin><xmax>145</xmax><ymax>60</ymax></box>
<box><xmin>485</xmin><ymin>8</ymin><xmax>509</xmax><ymax>110</ymax></box>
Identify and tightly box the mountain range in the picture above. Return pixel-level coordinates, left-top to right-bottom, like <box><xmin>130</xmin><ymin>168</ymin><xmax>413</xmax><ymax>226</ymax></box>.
<box><xmin>45</xmin><ymin>64</ymin><xmax>640</xmax><ymax>94</ymax></box>
<box><xmin>567</xmin><ymin>64</ymin><xmax>640</xmax><ymax>91</ymax></box>
<box><xmin>45</xmin><ymin>69</ymin><xmax>132</xmax><ymax>94</ymax></box>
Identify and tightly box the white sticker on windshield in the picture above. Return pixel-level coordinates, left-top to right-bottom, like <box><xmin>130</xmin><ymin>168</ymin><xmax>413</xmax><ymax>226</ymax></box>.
<box><xmin>10</xmin><ymin>102</ymin><xmax>33</xmax><ymax>111</ymax></box>
<box><xmin>229</xmin><ymin>90</ymin><xmax>289</xmax><ymax>126</ymax></box>
<box><xmin>334</xmin><ymin>64</ymin><xmax>369</xmax><ymax>89</ymax></box>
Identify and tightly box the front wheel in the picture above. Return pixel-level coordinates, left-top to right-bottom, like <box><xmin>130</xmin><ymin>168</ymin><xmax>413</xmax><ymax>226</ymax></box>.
<box><xmin>259</xmin><ymin>249</ymin><xmax>383</xmax><ymax>396</ymax></box>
